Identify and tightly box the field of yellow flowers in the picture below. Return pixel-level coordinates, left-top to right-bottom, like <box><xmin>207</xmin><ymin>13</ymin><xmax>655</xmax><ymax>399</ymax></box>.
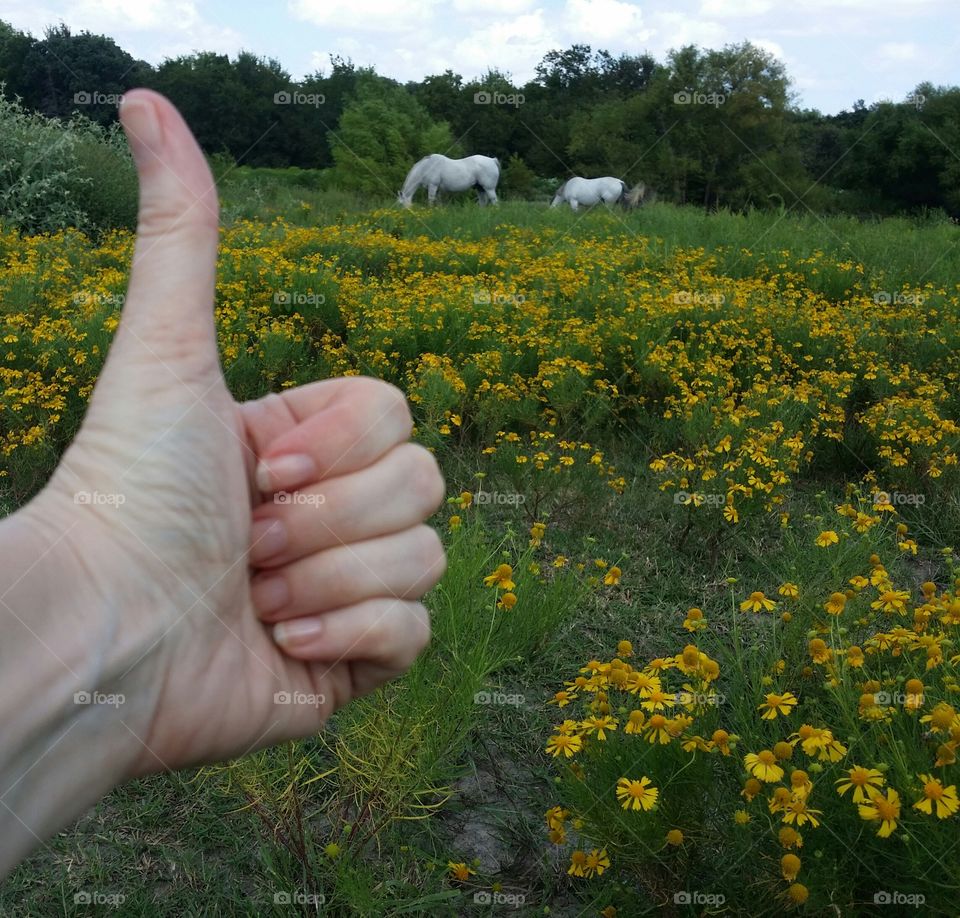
<box><xmin>3</xmin><ymin>200</ymin><xmax>960</xmax><ymax>915</ymax></box>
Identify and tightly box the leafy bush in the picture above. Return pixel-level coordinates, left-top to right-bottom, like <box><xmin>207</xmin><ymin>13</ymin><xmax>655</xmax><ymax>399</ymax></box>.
<box><xmin>0</xmin><ymin>91</ymin><xmax>136</xmax><ymax>235</ymax></box>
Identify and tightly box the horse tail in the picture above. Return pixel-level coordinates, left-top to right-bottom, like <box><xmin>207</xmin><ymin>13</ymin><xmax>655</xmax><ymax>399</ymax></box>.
<box><xmin>624</xmin><ymin>182</ymin><xmax>649</xmax><ymax>208</ymax></box>
<box><xmin>619</xmin><ymin>179</ymin><xmax>628</xmax><ymax>202</ymax></box>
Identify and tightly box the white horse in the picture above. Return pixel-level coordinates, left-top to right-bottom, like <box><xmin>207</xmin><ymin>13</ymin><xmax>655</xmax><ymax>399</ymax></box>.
<box><xmin>398</xmin><ymin>154</ymin><xmax>500</xmax><ymax>207</ymax></box>
<box><xmin>552</xmin><ymin>176</ymin><xmax>649</xmax><ymax>210</ymax></box>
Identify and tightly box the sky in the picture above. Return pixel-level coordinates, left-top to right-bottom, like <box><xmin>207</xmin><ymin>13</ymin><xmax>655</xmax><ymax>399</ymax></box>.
<box><xmin>3</xmin><ymin>0</ymin><xmax>958</xmax><ymax>114</ymax></box>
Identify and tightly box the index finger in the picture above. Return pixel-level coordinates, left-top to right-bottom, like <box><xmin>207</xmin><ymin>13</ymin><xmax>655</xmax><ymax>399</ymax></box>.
<box><xmin>242</xmin><ymin>377</ymin><xmax>414</xmax><ymax>493</ymax></box>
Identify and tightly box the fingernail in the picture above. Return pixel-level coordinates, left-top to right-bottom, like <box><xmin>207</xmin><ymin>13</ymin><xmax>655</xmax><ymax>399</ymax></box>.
<box><xmin>249</xmin><ymin>518</ymin><xmax>287</xmax><ymax>563</ymax></box>
<box><xmin>119</xmin><ymin>93</ymin><xmax>164</xmax><ymax>161</ymax></box>
<box><xmin>256</xmin><ymin>454</ymin><xmax>316</xmax><ymax>493</ymax></box>
<box><xmin>251</xmin><ymin>575</ymin><xmax>290</xmax><ymax>615</ymax></box>
<box><xmin>273</xmin><ymin>616</ymin><xmax>324</xmax><ymax>646</ymax></box>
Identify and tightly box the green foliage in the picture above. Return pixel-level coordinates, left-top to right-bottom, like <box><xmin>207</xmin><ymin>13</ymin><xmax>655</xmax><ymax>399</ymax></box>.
<box><xmin>500</xmin><ymin>153</ymin><xmax>537</xmax><ymax>199</ymax></box>
<box><xmin>0</xmin><ymin>92</ymin><xmax>136</xmax><ymax>234</ymax></box>
<box><xmin>329</xmin><ymin>82</ymin><xmax>456</xmax><ymax>194</ymax></box>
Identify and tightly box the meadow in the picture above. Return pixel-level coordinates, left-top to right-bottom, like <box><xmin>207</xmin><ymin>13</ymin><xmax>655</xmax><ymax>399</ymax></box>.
<box><xmin>2</xmin><ymin>189</ymin><xmax>960</xmax><ymax>916</ymax></box>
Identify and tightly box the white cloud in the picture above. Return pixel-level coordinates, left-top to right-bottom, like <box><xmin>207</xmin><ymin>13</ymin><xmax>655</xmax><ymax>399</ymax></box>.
<box><xmin>647</xmin><ymin>10</ymin><xmax>728</xmax><ymax>54</ymax></box>
<box><xmin>700</xmin><ymin>0</ymin><xmax>774</xmax><ymax>17</ymax></box>
<box><xmin>563</xmin><ymin>0</ymin><xmax>650</xmax><ymax>44</ymax></box>
<box><xmin>288</xmin><ymin>0</ymin><xmax>437</xmax><ymax>32</ymax></box>
<box><xmin>452</xmin><ymin>11</ymin><xmax>557</xmax><ymax>81</ymax></box>
<box><xmin>453</xmin><ymin>0</ymin><xmax>535</xmax><ymax>13</ymax></box>
<box><xmin>877</xmin><ymin>41</ymin><xmax>919</xmax><ymax>62</ymax></box>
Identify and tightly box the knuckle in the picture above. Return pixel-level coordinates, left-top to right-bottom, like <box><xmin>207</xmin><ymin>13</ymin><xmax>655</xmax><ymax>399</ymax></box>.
<box><xmin>406</xmin><ymin>602</ymin><xmax>432</xmax><ymax>656</ymax></box>
<box><xmin>414</xmin><ymin>526</ymin><xmax>447</xmax><ymax>581</ymax></box>
<box><xmin>319</xmin><ymin>547</ymin><xmax>352</xmax><ymax>605</ymax></box>
<box><xmin>403</xmin><ymin>445</ymin><xmax>445</xmax><ymax>508</ymax></box>
<box><xmin>379</xmin><ymin>382</ymin><xmax>413</xmax><ymax>435</ymax></box>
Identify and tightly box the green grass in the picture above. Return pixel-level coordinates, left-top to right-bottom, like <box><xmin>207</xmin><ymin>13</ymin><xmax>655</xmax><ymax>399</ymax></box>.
<box><xmin>3</xmin><ymin>180</ymin><xmax>960</xmax><ymax>915</ymax></box>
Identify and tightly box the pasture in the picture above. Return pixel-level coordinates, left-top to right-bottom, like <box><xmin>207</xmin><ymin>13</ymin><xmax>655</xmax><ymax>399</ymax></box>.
<box><xmin>3</xmin><ymin>189</ymin><xmax>960</xmax><ymax>916</ymax></box>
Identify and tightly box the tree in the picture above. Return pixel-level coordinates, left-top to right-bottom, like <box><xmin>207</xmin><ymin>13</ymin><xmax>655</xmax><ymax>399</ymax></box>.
<box><xmin>0</xmin><ymin>21</ymin><xmax>36</xmax><ymax>102</ymax></box>
<box><xmin>329</xmin><ymin>82</ymin><xmax>455</xmax><ymax>194</ymax></box>
<box><xmin>18</xmin><ymin>24</ymin><xmax>152</xmax><ymax>123</ymax></box>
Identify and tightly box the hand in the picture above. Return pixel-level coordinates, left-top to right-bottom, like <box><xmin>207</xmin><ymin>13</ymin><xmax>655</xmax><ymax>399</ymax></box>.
<box><xmin>1</xmin><ymin>89</ymin><xmax>445</xmax><ymax>871</ymax></box>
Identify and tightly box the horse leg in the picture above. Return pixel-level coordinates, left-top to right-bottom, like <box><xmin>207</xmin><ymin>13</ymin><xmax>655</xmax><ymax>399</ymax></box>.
<box><xmin>569</xmin><ymin>200</ymin><xmax>579</xmax><ymax>211</ymax></box>
<box><xmin>485</xmin><ymin>187</ymin><xmax>498</xmax><ymax>205</ymax></box>
<box><xmin>427</xmin><ymin>185</ymin><xmax>438</xmax><ymax>205</ymax></box>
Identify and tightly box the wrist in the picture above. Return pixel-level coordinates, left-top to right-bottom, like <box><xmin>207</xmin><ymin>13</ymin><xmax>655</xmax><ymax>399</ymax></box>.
<box><xmin>0</xmin><ymin>487</ymin><xmax>161</xmax><ymax>874</ymax></box>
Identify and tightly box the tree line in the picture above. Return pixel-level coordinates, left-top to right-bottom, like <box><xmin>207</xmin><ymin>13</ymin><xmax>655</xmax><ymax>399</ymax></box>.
<box><xmin>2</xmin><ymin>19</ymin><xmax>958</xmax><ymax>216</ymax></box>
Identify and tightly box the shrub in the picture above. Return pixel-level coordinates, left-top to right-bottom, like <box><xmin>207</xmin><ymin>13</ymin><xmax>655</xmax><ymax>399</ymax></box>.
<box><xmin>0</xmin><ymin>91</ymin><xmax>136</xmax><ymax>235</ymax></box>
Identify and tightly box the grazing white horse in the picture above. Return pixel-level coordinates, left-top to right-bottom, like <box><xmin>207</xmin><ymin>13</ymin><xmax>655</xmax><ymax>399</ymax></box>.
<box><xmin>551</xmin><ymin>176</ymin><xmax>650</xmax><ymax>210</ymax></box>
<box><xmin>398</xmin><ymin>154</ymin><xmax>500</xmax><ymax>207</ymax></box>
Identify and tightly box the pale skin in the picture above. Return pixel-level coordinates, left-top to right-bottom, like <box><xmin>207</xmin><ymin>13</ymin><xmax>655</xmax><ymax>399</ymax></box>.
<box><xmin>0</xmin><ymin>89</ymin><xmax>446</xmax><ymax>876</ymax></box>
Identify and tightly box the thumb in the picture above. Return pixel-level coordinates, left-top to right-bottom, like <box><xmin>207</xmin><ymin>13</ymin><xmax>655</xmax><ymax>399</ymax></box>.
<box><xmin>105</xmin><ymin>89</ymin><xmax>221</xmax><ymax>388</ymax></box>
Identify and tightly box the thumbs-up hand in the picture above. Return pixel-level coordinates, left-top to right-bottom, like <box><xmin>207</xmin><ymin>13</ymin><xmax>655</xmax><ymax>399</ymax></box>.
<box><xmin>30</xmin><ymin>90</ymin><xmax>446</xmax><ymax>778</ymax></box>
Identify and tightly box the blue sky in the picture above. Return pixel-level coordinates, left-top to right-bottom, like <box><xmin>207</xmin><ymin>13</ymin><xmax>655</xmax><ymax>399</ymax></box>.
<box><xmin>4</xmin><ymin>0</ymin><xmax>958</xmax><ymax>113</ymax></box>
